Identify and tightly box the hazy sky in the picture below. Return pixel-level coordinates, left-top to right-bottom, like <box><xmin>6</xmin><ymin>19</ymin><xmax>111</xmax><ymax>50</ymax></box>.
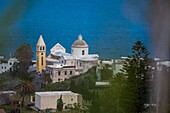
<box><xmin>0</xmin><ymin>0</ymin><xmax>151</xmax><ymax>59</ymax></box>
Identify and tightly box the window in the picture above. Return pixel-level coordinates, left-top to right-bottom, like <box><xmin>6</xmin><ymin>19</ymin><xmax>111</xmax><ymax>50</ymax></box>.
<box><xmin>65</xmin><ymin>71</ymin><xmax>67</xmax><ymax>75</ymax></box>
<box><xmin>58</xmin><ymin>71</ymin><xmax>61</xmax><ymax>75</ymax></box>
<box><xmin>43</xmin><ymin>46</ymin><xmax>45</xmax><ymax>50</ymax></box>
<box><xmin>58</xmin><ymin>78</ymin><xmax>60</xmax><ymax>81</ymax></box>
<box><xmin>40</xmin><ymin>46</ymin><xmax>42</xmax><ymax>50</ymax></box>
<box><xmin>80</xmin><ymin>63</ymin><xmax>81</xmax><ymax>67</ymax></box>
<box><xmin>82</xmin><ymin>50</ymin><xmax>85</xmax><ymax>55</ymax></box>
<box><xmin>10</xmin><ymin>63</ymin><xmax>12</xmax><ymax>65</ymax></box>
<box><xmin>41</xmin><ymin>53</ymin><xmax>43</xmax><ymax>55</ymax></box>
<box><xmin>2</xmin><ymin>66</ymin><xmax>3</xmax><ymax>69</ymax></box>
<box><xmin>70</xmin><ymin>71</ymin><xmax>72</xmax><ymax>75</ymax></box>
<box><xmin>41</xmin><ymin>57</ymin><xmax>43</xmax><ymax>65</ymax></box>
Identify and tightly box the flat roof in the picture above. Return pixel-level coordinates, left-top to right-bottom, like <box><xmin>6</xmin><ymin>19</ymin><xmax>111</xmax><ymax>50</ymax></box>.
<box><xmin>0</xmin><ymin>91</ymin><xmax>16</xmax><ymax>94</ymax></box>
<box><xmin>35</xmin><ymin>91</ymin><xmax>80</xmax><ymax>96</ymax></box>
<box><xmin>96</xmin><ymin>82</ymin><xmax>110</xmax><ymax>86</ymax></box>
<box><xmin>46</xmin><ymin>58</ymin><xmax>59</xmax><ymax>62</ymax></box>
<box><xmin>47</xmin><ymin>65</ymin><xmax>63</xmax><ymax>69</ymax></box>
<box><xmin>158</xmin><ymin>61</ymin><xmax>170</xmax><ymax>67</ymax></box>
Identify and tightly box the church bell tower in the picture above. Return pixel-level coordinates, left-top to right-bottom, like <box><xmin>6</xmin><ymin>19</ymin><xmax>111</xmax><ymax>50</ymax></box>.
<box><xmin>36</xmin><ymin>35</ymin><xmax>46</xmax><ymax>73</ymax></box>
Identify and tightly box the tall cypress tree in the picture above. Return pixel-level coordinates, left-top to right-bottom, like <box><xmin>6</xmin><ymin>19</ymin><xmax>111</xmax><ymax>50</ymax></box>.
<box><xmin>122</xmin><ymin>41</ymin><xmax>150</xmax><ymax>113</ymax></box>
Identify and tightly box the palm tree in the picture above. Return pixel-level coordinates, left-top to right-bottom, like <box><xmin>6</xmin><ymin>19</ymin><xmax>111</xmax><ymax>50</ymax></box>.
<box><xmin>15</xmin><ymin>72</ymin><xmax>35</xmax><ymax>107</ymax></box>
<box><xmin>40</xmin><ymin>71</ymin><xmax>52</xmax><ymax>87</ymax></box>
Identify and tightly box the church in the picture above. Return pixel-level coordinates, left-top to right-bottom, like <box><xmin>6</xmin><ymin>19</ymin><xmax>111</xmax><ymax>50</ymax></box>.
<box><xmin>36</xmin><ymin>34</ymin><xmax>99</xmax><ymax>83</ymax></box>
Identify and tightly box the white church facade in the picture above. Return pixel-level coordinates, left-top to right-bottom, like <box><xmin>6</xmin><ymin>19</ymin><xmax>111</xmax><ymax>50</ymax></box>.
<box><xmin>36</xmin><ymin>34</ymin><xmax>99</xmax><ymax>83</ymax></box>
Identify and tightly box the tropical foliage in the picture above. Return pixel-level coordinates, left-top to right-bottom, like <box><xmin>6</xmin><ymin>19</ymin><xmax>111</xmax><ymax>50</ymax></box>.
<box><xmin>13</xmin><ymin>43</ymin><xmax>35</xmax><ymax>107</ymax></box>
<box><xmin>40</xmin><ymin>71</ymin><xmax>52</xmax><ymax>88</ymax></box>
<box><xmin>15</xmin><ymin>73</ymin><xmax>35</xmax><ymax>107</ymax></box>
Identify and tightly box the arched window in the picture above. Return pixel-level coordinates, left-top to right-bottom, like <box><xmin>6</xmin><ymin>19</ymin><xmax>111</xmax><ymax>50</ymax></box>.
<box><xmin>41</xmin><ymin>57</ymin><xmax>43</xmax><ymax>65</ymax></box>
<box><xmin>40</xmin><ymin>46</ymin><xmax>42</xmax><ymax>50</ymax></box>
<box><xmin>58</xmin><ymin>71</ymin><xmax>61</xmax><ymax>75</ymax></box>
<box><xmin>70</xmin><ymin>71</ymin><xmax>72</xmax><ymax>75</ymax></box>
<box><xmin>82</xmin><ymin>50</ymin><xmax>85</xmax><ymax>55</ymax></box>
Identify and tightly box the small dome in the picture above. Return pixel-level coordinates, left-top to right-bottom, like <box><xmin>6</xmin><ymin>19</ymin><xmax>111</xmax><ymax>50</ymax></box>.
<box><xmin>72</xmin><ymin>34</ymin><xmax>88</xmax><ymax>47</ymax></box>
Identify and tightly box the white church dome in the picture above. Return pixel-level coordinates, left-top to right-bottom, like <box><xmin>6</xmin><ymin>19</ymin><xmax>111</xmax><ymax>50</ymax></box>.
<box><xmin>72</xmin><ymin>34</ymin><xmax>88</xmax><ymax>48</ymax></box>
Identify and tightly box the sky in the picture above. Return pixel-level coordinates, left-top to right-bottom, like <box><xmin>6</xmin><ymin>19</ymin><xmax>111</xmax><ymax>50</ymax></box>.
<box><xmin>0</xmin><ymin>0</ymin><xmax>152</xmax><ymax>59</ymax></box>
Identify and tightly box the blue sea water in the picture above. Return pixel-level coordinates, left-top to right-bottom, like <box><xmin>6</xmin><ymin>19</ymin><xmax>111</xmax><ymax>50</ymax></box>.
<box><xmin>0</xmin><ymin>0</ymin><xmax>151</xmax><ymax>59</ymax></box>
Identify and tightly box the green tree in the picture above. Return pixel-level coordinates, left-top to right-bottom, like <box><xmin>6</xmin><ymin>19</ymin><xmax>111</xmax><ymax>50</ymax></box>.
<box><xmin>3</xmin><ymin>71</ymin><xmax>15</xmax><ymax>90</ymax></box>
<box><xmin>57</xmin><ymin>95</ymin><xmax>64</xmax><ymax>111</ymax></box>
<box><xmin>42</xmin><ymin>83</ymin><xmax>57</xmax><ymax>91</ymax></box>
<box><xmin>15</xmin><ymin>43</ymin><xmax>34</xmax><ymax>73</ymax></box>
<box><xmin>70</xmin><ymin>79</ymin><xmax>93</xmax><ymax>103</ymax></box>
<box><xmin>101</xmin><ymin>64</ymin><xmax>113</xmax><ymax>81</ymax></box>
<box><xmin>0</xmin><ymin>74</ymin><xmax>7</xmax><ymax>90</ymax></box>
<box><xmin>122</xmin><ymin>41</ymin><xmax>150</xmax><ymax>113</ymax></box>
<box><xmin>15</xmin><ymin>73</ymin><xmax>35</xmax><ymax>107</ymax></box>
<box><xmin>12</xmin><ymin>43</ymin><xmax>35</xmax><ymax>107</ymax></box>
<box><xmin>90</xmin><ymin>91</ymin><xmax>101</xmax><ymax>113</ymax></box>
<box><xmin>100</xmin><ymin>73</ymin><xmax>126</xmax><ymax>113</ymax></box>
<box><xmin>40</xmin><ymin>71</ymin><xmax>52</xmax><ymax>87</ymax></box>
<box><xmin>70</xmin><ymin>68</ymin><xmax>97</xmax><ymax>103</ymax></box>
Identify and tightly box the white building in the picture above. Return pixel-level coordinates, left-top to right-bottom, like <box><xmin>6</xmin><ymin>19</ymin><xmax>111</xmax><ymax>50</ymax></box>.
<box><xmin>0</xmin><ymin>56</ymin><xmax>18</xmax><ymax>74</ymax></box>
<box><xmin>35</xmin><ymin>91</ymin><xmax>82</xmax><ymax>110</ymax></box>
<box><xmin>43</xmin><ymin>34</ymin><xmax>99</xmax><ymax>83</ymax></box>
<box><xmin>112</xmin><ymin>58</ymin><xmax>125</xmax><ymax>74</ymax></box>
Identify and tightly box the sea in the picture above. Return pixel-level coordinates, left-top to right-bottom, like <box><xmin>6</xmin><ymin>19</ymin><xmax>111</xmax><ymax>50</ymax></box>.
<box><xmin>0</xmin><ymin>0</ymin><xmax>152</xmax><ymax>60</ymax></box>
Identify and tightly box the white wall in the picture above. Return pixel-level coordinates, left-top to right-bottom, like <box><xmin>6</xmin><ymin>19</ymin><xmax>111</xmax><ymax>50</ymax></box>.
<box><xmin>35</xmin><ymin>95</ymin><xmax>41</xmax><ymax>109</ymax></box>
<box><xmin>35</xmin><ymin>92</ymin><xmax>82</xmax><ymax>110</ymax></box>
<box><xmin>0</xmin><ymin>58</ymin><xmax>17</xmax><ymax>74</ymax></box>
<box><xmin>65</xmin><ymin>60</ymin><xmax>75</xmax><ymax>66</ymax></box>
<box><xmin>47</xmin><ymin>67</ymin><xmax>76</xmax><ymax>83</ymax></box>
<box><xmin>71</xmin><ymin>47</ymin><xmax>88</xmax><ymax>57</ymax></box>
